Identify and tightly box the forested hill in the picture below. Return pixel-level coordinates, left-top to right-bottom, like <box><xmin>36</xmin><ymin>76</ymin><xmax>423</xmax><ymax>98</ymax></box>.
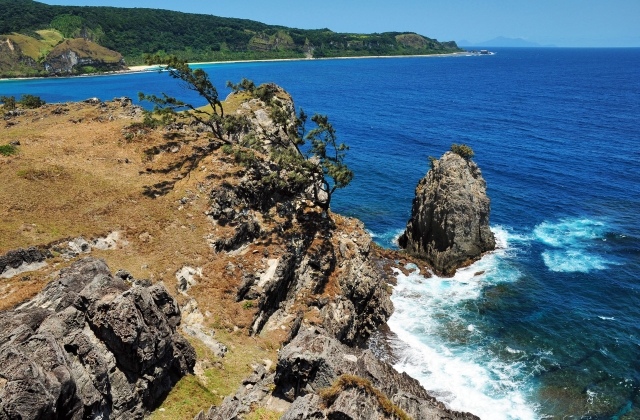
<box><xmin>0</xmin><ymin>0</ymin><xmax>461</xmax><ymax>65</ymax></box>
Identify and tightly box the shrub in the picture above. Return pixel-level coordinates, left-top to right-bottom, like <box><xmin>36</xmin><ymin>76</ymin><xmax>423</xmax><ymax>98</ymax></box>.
<box><xmin>18</xmin><ymin>94</ymin><xmax>46</xmax><ymax>109</ymax></box>
<box><xmin>0</xmin><ymin>96</ymin><xmax>16</xmax><ymax>111</ymax></box>
<box><xmin>0</xmin><ymin>145</ymin><xmax>18</xmax><ymax>156</ymax></box>
<box><xmin>450</xmin><ymin>143</ymin><xmax>474</xmax><ymax>160</ymax></box>
<box><xmin>242</xmin><ymin>300</ymin><xmax>254</xmax><ymax>309</ymax></box>
<box><xmin>428</xmin><ymin>155</ymin><xmax>437</xmax><ymax>169</ymax></box>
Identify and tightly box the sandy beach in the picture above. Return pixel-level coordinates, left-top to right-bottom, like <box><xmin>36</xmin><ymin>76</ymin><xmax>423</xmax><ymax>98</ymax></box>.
<box><xmin>1</xmin><ymin>52</ymin><xmax>467</xmax><ymax>82</ymax></box>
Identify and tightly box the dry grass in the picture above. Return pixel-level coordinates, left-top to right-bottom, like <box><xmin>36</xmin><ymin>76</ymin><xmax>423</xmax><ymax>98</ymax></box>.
<box><xmin>49</xmin><ymin>39</ymin><xmax>122</xmax><ymax>63</ymax></box>
<box><xmin>0</xmin><ymin>98</ymin><xmax>287</xmax><ymax>418</ymax></box>
<box><xmin>151</xmin><ymin>331</ymin><xmax>278</xmax><ymax>420</ymax></box>
<box><xmin>4</xmin><ymin>33</ymin><xmax>45</xmax><ymax>60</ymax></box>
<box><xmin>3</xmin><ymin>30</ymin><xmax>64</xmax><ymax>61</ymax></box>
<box><xmin>35</xmin><ymin>30</ymin><xmax>64</xmax><ymax>48</ymax></box>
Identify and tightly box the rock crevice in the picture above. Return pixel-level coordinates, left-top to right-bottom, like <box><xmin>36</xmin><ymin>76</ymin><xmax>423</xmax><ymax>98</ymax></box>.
<box><xmin>0</xmin><ymin>257</ymin><xmax>195</xmax><ymax>420</ymax></box>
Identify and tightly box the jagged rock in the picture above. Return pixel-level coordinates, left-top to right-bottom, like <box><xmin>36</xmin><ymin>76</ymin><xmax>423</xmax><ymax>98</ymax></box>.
<box><xmin>196</xmin><ymin>328</ymin><xmax>479</xmax><ymax>420</ymax></box>
<box><xmin>227</xmin><ymin>84</ymin><xmax>298</xmax><ymax>153</ymax></box>
<box><xmin>196</xmin><ymin>364</ymin><xmax>283</xmax><ymax>420</ymax></box>
<box><xmin>0</xmin><ymin>246</ymin><xmax>47</xmax><ymax>279</ymax></box>
<box><xmin>0</xmin><ymin>257</ymin><xmax>195</xmax><ymax>420</ymax></box>
<box><xmin>275</xmin><ymin>328</ymin><xmax>479</xmax><ymax>419</ymax></box>
<box><xmin>211</xmin><ymin>220</ymin><xmax>262</xmax><ymax>252</ymax></box>
<box><xmin>399</xmin><ymin>152</ymin><xmax>496</xmax><ymax>274</ymax></box>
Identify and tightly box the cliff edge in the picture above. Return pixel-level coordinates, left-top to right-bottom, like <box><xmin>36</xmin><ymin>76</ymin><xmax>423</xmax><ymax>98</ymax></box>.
<box><xmin>399</xmin><ymin>151</ymin><xmax>495</xmax><ymax>274</ymax></box>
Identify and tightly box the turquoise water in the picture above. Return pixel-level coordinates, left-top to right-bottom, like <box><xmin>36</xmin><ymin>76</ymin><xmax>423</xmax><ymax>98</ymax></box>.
<box><xmin>2</xmin><ymin>49</ymin><xmax>639</xmax><ymax>419</ymax></box>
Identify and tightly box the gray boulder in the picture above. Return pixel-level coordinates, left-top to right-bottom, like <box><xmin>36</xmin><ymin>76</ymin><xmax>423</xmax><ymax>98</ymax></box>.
<box><xmin>399</xmin><ymin>152</ymin><xmax>495</xmax><ymax>274</ymax></box>
<box><xmin>0</xmin><ymin>257</ymin><xmax>195</xmax><ymax>420</ymax></box>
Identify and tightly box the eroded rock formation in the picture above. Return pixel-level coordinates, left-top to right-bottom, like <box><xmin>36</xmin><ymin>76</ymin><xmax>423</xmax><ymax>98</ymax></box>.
<box><xmin>0</xmin><ymin>257</ymin><xmax>195</xmax><ymax>419</ymax></box>
<box><xmin>195</xmin><ymin>327</ymin><xmax>479</xmax><ymax>420</ymax></box>
<box><xmin>399</xmin><ymin>151</ymin><xmax>496</xmax><ymax>274</ymax></box>
<box><xmin>44</xmin><ymin>39</ymin><xmax>125</xmax><ymax>75</ymax></box>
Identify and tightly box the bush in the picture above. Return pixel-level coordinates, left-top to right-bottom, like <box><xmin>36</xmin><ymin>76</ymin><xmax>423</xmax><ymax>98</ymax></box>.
<box><xmin>428</xmin><ymin>155</ymin><xmax>437</xmax><ymax>169</ymax></box>
<box><xmin>0</xmin><ymin>96</ymin><xmax>16</xmax><ymax>111</ymax></box>
<box><xmin>0</xmin><ymin>145</ymin><xmax>18</xmax><ymax>156</ymax></box>
<box><xmin>18</xmin><ymin>94</ymin><xmax>46</xmax><ymax>109</ymax></box>
<box><xmin>450</xmin><ymin>143</ymin><xmax>474</xmax><ymax>160</ymax></box>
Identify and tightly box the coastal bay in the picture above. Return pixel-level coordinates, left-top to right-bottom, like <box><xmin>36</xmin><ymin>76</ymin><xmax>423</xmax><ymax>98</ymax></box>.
<box><xmin>2</xmin><ymin>49</ymin><xmax>639</xmax><ymax>419</ymax></box>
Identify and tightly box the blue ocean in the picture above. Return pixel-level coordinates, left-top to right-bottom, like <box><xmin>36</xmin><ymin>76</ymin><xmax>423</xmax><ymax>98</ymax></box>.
<box><xmin>2</xmin><ymin>48</ymin><xmax>639</xmax><ymax>419</ymax></box>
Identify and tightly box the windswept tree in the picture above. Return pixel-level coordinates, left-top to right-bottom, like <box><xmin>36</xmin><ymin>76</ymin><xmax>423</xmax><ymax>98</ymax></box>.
<box><xmin>305</xmin><ymin>114</ymin><xmax>353</xmax><ymax>204</ymax></box>
<box><xmin>139</xmin><ymin>55</ymin><xmax>353</xmax><ymax>209</ymax></box>
<box><xmin>139</xmin><ymin>54</ymin><xmax>226</xmax><ymax>139</ymax></box>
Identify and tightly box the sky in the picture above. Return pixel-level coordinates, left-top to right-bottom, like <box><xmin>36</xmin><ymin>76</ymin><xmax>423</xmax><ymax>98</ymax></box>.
<box><xmin>43</xmin><ymin>0</ymin><xmax>640</xmax><ymax>47</ymax></box>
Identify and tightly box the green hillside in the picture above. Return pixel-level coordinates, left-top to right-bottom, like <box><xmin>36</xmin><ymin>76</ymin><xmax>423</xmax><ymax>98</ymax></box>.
<box><xmin>0</xmin><ymin>0</ymin><xmax>461</xmax><ymax>65</ymax></box>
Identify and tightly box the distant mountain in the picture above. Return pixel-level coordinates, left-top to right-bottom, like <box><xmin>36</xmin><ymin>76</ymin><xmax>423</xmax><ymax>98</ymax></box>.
<box><xmin>460</xmin><ymin>37</ymin><xmax>556</xmax><ymax>48</ymax></box>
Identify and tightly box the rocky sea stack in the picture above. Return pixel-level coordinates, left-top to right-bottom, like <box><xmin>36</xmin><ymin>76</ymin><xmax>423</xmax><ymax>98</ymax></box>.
<box><xmin>399</xmin><ymin>151</ymin><xmax>496</xmax><ymax>274</ymax></box>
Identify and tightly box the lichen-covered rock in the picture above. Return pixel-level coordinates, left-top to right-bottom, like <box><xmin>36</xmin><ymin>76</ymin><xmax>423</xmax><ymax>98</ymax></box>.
<box><xmin>399</xmin><ymin>152</ymin><xmax>495</xmax><ymax>274</ymax></box>
<box><xmin>0</xmin><ymin>257</ymin><xmax>195</xmax><ymax>420</ymax></box>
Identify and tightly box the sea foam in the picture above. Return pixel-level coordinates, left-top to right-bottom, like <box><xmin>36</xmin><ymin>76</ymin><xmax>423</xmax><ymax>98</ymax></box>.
<box><xmin>386</xmin><ymin>226</ymin><xmax>538</xmax><ymax>420</ymax></box>
<box><xmin>533</xmin><ymin>218</ymin><xmax>618</xmax><ymax>272</ymax></box>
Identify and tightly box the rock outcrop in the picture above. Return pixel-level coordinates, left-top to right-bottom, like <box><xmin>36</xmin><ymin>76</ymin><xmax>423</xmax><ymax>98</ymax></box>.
<box><xmin>0</xmin><ymin>247</ymin><xmax>48</xmax><ymax>279</ymax></box>
<box><xmin>204</xmin><ymin>86</ymin><xmax>393</xmax><ymax>347</ymax></box>
<box><xmin>0</xmin><ymin>257</ymin><xmax>195</xmax><ymax>419</ymax></box>
<box><xmin>399</xmin><ymin>151</ymin><xmax>495</xmax><ymax>274</ymax></box>
<box><xmin>195</xmin><ymin>327</ymin><xmax>479</xmax><ymax>420</ymax></box>
<box><xmin>44</xmin><ymin>39</ymin><xmax>125</xmax><ymax>75</ymax></box>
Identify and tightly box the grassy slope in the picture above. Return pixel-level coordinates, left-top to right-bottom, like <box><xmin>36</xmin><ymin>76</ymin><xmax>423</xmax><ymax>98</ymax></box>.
<box><xmin>0</xmin><ymin>99</ymin><xmax>289</xmax><ymax>419</ymax></box>
<box><xmin>3</xmin><ymin>29</ymin><xmax>64</xmax><ymax>60</ymax></box>
<box><xmin>48</xmin><ymin>38</ymin><xmax>123</xmax><ymax>63</ymax></box>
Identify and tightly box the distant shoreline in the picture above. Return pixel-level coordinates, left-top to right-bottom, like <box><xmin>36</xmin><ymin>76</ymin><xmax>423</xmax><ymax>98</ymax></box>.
<box><xmin>0</xmin><ymin>52</ymin><xmax>467</xmax><ymax>82</ymax></box>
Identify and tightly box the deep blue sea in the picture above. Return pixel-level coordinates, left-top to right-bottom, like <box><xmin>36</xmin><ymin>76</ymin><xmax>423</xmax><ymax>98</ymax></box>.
<box><xmin>2</xmin><ymin>48</ymin><xmax>640</xmax><ymax>419</ymax></box>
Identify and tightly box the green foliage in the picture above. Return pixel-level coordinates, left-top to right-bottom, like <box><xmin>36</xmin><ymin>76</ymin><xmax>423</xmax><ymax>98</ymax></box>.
<box><xmin>428</xmin><ymin>155</ymin><xmax>437</xmax><ymax>169</ymax></box>
<box><xmin>232</xmin><ymin>148</ymin><xmax>256</xmax><ymax>167</ymax></box>
<box><xmin>242</xmin><ymin>300</ymin><xmax>254</xmax><ymax>309</ymax></box>
<box><xmin>18</xmin><ymin>94</ymin><xmax>45</xmax><ymax>109</ymax></box>
<box><xmin>305</xmin><ymin>114</ymin><xmax>354</xmax><ymax>197</ymax></box>
<box><xmin>0</xmin><ymin>0</ymin><xmax>461</xmax><ymax>65</ymax></box>
<box><xmin>450</xmin><ymin>143</ymin><xmax>475</xmax><ymax>160</ymax></box>
<box><xmin>0</xmin><ymin>95</ymin><xmax>16</xmax><ymax>111</ymax></box>
<box><xmin>254</xmin><ymin>83</ymin><xmax>279</xmax><ymax>103</ymax></box>
<box><xmin>139</xmin><ymin>109</ymin><xmax>166</xmax><ymax>128</ymax></box>
<box><xmin>222</xmin><ymin>114</ymin><xmax>249</xmax><ymax>136</ymax></box>
<box><xmin>226</xmin><ymin>78</ymin><xmax>256</xmax><ymax>94</ymax></box>
<box><xmin>50</xmin><ymin>14</ymin><xmax>84</xmax><ymax>38</ymax></box>
<box><xmin>0</xmin><ymin>145</ymin><xmax>18</xmax><ymax>156</ymax></box>
<box><xmin>142</xmin><ymin>64</ymin><xmax>353</xmax><ymax>208</ymax></box>
<box><xmin>139</xmin><ymin>55</ymin><xmax>225</xmax><ymax>138</ymax></box>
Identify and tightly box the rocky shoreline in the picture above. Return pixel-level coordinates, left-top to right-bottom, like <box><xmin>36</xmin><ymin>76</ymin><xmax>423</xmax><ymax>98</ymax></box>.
<box><xmin>0</xmin><ymin>86</ymin><xmax>486</xmax><ymax>419</ymax></box>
